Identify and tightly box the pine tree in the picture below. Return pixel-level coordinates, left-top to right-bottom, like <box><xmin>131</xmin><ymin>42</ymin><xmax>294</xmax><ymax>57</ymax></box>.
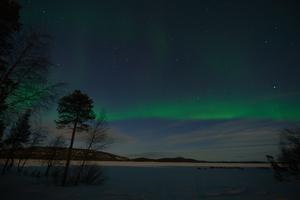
<box><xmin>56</xmin><ymin>90</ymin><xmax>95</xmax><ymax>186</ymax></box>
<box><xmin>2</xmin><ymin>109</ymin><xmax>32</xmax><ymax>174</ymax></box>
<box><xmin>6</xmin><ymin>110</ymin><xmax>32</xmax><ymax>148</ymax></box>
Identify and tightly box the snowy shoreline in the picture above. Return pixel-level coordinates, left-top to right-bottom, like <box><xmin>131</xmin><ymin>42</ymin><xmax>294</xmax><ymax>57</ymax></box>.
<box><xmin>2</xmin><ymin>159</ymin><xmax>270</xmax><ymax>168</ymax></box>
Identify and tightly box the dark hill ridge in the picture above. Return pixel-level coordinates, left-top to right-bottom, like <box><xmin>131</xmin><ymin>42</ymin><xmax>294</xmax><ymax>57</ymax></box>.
<box><xmin>131</xmin><ymin>157</ymin><xmax>207</xmax><ymax>163</ymax></box>
<box><xmin>130</xmin><ymin>157</ymin><xmax>268</xmax><ymax>163</ymax></box>
<box><xmin>0</xmin><ymin>147</ymin><xmax>268</xmax><ymax>163</ymax></box>
<box><xmin>0</xmin><ymin>146</ymin><xmax>129</xmax><ymax>161</ymax></box>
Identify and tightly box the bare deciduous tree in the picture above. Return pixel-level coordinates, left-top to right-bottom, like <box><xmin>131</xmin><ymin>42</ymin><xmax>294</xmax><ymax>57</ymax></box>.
<box><xmin>1</xmin><ymin>109</ymin><xmax>32</xmax><ymax>174</ymax></box>
<box><xmin>17</xmin><ymin>128</ymin><xmax>47</xmax><ymax>172</ymax></box>
<box><xmin>0</xmin><ymin>1</ymin><xmax>63</xmax><ymax>157</ymax></box>
<box><xmin>1</xmin><ymin>31</ymin><xmax>64</xmax><ymax>118</ymax></box>
<box><xmin>75</xmin><ymin>111</ymin><xmax>111</xmax><ymax>185</ymax></box>
<box><xmin>0</xmin><ymin>0</ymin><xmax>21</xmax><ymax>146</ymax></box>
<box><xmin>44</xmin><ymin>135</ymin><xmax>66</xmax><ymax>177</ymax></box>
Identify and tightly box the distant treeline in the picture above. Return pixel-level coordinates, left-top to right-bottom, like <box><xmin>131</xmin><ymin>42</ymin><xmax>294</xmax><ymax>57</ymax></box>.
<box><xmin>131</xmin><ymin>157</ymin><xmax>269</xmax><ymax>163</ymax></box>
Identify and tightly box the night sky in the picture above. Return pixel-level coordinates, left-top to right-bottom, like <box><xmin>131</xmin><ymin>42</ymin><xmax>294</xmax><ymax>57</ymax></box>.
<box><xmin>20</xmin><ymin>0</ymin><xmax>300</xmax><ymax>161</ymax></box>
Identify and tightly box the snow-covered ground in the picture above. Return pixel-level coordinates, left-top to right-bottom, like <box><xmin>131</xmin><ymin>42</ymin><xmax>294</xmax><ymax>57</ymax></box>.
<box><xmin>1</xmin><ymin>166</ymin><xmax>299</xmax><ymax>200</ymax></box>
<box><xmin>0</xmin><ymin>173</ymin><xmax>130</xmax><ymax>200</ymax></box>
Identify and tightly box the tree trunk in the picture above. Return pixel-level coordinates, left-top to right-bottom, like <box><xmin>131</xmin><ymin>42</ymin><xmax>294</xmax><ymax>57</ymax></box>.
<box><xmin>20</xmin><ymin>158</ymin><xmax>28</xmax><ymax>172</ymax></box>
<box><xmin>61</xmin><ymin>120</ymin><xmax>77</xmax><ymax>186</ymax></box>
<box><xmin>45</xmin><ymin>149</ymin><xmax>57</xmax><ymax>176</ymax></box>
<box><xmin>20</xmin><ymin>149</ymin><xmax>33</xmax><ymax>172</ymax></box>
<box><xmin>2</xmin><ymin>157</ymin><xmax>10</xmax><ymax>174</ymax></box>
<box><xmin>75</xmin><ymin>159</ymin><xmax>86</xmax><ymax>185</ymax></box>
<box><xmin>45</xmin><ymin>162</ymin><xmax>52</xmax><ymax>177</ymax></box>
<box><xmin>17</xmin><ymin>159</ymin><xmax>22</xmax><ymax>172</ymax></box>
<box><xmin>75</xmin><ymin>142</ymin><xmax>93</xmax><ymax>185</ymax></box>
<box><xmin>2</xmin><ymin>149</ymin><xmax>13</xmax><ymax>174</ymax></box>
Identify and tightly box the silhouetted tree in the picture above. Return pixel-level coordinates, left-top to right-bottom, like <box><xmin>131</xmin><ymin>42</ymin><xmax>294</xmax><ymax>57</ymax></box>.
<box><xmin>0</xmin><ymin>120</ymin><xmax>4</xmax><ymax>147</ymax></box>
<box><xmin>17</xmin><ymin>128</ymin><xmax>46</xmax><ymax>172</ymax></box>
<box><xmin>0</xmin><ymin>0</ymin><xmax>21</xmax><ymax>142</ymax></box>
<box><xmin>56</xmin><ymin>90</ymin><xmax>95</xmax><ymax>186</ymax></box>
<box><xmin>2</xmin><ymin>109</ymin><xmax>32</xmax><ymax>174</ymax></box>
<box><xmin>75</xmin><ymin>110</ymin><xmax>110</xmax><ymax>185</ymax></box>
<box><xmin>0</xmin><ymin>0</ymin><xmax>21</xmax><ymax>71</ymax></box>
<box><xmin>268</xmin><ymin>128</ymin><xmax>300</xmax><ymax>181</ymax></box>
<box><xmin>0</xmin><ymin>0</ymin><xmax>63</xmax><ymax>142</ymax></box>
<box><xmin>266</xmin><ymin>155</ymin><xmax>287</xmax><ymax>181</ymax></box>
<box><xmin>44</xmin><ymin>135</ymin><xmax>66</xmax><ymax>177</ymax></box>
<box><xmin>279</xmin><ymin>128</ymin><xmax>300</xmax><ymax>178</ymax></box>
<box><xmin>0</xmin><ymin>31</ymin><xmax>63</xmax><ymax>117</ymax></box>
<box><xmin>0</xmin><ymin>0</ymin><xmax>62</xmax><ymax>177</ymax></box>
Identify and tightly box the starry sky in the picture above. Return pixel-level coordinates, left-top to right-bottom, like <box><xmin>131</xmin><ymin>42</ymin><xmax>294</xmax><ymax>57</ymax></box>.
<box><xmin>20</xmin><ymin>0</ymin><xmax>300</xmax><ymax>161</ymax></box>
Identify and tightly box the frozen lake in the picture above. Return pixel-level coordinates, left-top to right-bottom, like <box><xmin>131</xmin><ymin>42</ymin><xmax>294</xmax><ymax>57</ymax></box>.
<box><xmin>1</xmin><ymin>165</ymin><xmax>299</xmax><ymax>199</ymax></box>
<box><xmin>100</xmin><ymin>167</ymin><xmax>299</xmax><ymax>199</ymax></box>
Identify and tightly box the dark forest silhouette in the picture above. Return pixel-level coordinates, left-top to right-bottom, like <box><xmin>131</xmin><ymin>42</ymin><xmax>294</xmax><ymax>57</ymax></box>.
<box><xmin>0</xmin><ymin>0</ymin><xmax>61</xmax><ymax>175</ymax></box>
<box><xmin>0</xmin><ymin>0</ymin><xmax>110</xmax><ymax>186</ymax></box>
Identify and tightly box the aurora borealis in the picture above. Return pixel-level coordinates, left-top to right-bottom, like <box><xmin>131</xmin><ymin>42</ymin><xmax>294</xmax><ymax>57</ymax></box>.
<box><xmin>20</xmin><ymin>0</ymin><xmax>300</xmax><ymax>161</ymax></box>
<box><xmin>106</xmin><ymin>97</ymin><xmax>300</xmax><ymax>121</ymax></box>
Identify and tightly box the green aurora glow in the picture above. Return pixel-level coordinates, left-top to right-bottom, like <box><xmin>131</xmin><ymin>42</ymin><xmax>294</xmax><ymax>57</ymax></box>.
<box><xmin>22</xmin><ymin>1</ymin><xmax>300</xmax><ymax>125</ymax></box>
<box><xmin>99</xmin><ymin>96</ymin><xmax>300</xmax><ymax>122</ymax></box>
